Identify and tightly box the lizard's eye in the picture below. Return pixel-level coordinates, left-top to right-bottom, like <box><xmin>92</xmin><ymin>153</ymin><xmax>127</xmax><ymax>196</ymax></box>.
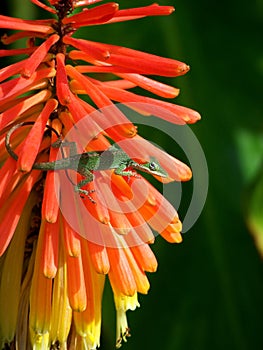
<box><xmin>149</xmin><ymin>162</ymin><xmax>158</xmax><ymax>171</ymax></box>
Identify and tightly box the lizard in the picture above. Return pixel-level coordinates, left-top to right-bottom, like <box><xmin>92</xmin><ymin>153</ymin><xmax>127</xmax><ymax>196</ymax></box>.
<box><xmin>5</xmin><ymin>122</ymin><xmax>168</xmax><ymax>201</ymax></box>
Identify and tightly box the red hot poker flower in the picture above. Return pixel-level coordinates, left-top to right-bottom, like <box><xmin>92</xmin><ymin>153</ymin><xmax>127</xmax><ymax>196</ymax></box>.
<box><xmin>0</xmin><ymin>1</ymin><xmax>201</xmax><ymax>349</ymax></box>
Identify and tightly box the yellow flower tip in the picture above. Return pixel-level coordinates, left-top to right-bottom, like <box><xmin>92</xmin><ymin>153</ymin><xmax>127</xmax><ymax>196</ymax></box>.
<box><xmin>182</xmin><ymin>109</ymin><xmax>201</xmax><ymax>124</ymax></box>
<box><xmin>131</xmin><ymin>244</ymin><xmax>158</xmax><ymax>273</ymax></box>
<box><xmin>171</xmin><ymin>232</ymin><xmax>183</xmax><ymax>243</ymax></box>
<box><xmin>106</xmin><ymin>124</ymin><xmax>137</xmax><ymax>139</ymax></box>
<box><xmin>138</xmin><ymin>280</ymin><xmax>150</xmax><ymax>295</ymax></box>
<box><xmin>175</xmin><ymin>163</ymin><xmax>192</xmax><ymax>182</ymax></box>
<box><xmin>126</xmin><ymin>124</ymin><xmax>138</xmax><ymax>137</ymax></box>
<box><xmin>161</xmin><ymin>225</ymin><xmax>183</xmax><ymax>244</ymax></box>
<box><xmin>87</xmin><ymin>242</ymin><xmax>110</xmax><ymax>274</ymax></box>
<box><xmin>159</xmin><ymin>216</ymin><xmax>183</xmax><ymax>243</ymax></box>
<box><xmin>176</xmin><ymin>221</ymin><xmax>183</xmax><ymax>233</ymax></box>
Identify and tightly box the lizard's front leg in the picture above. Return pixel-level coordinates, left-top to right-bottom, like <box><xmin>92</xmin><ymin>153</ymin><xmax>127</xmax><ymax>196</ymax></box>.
<box><xmin>52</xmin><ymin>139</ymin><xmax>96</xmax><ymax>202</ymax></box>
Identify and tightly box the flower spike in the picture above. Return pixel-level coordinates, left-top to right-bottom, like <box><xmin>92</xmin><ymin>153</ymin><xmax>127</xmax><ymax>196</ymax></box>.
<box><xmin>0</xmin><ymin>1</ymin><xmax>201</xmax><ymax>349</ymax></box>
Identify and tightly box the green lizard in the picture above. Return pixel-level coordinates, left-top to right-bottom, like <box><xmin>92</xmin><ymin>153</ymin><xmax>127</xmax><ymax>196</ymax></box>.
<box><xmin>5</xmin><ymin>122</ymin><xmax>168</xmax><ymax>201</ymax></box>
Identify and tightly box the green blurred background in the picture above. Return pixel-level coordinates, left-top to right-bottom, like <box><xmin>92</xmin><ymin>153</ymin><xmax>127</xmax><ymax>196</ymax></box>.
<box><xmin>3</xmin><ymin>0</ymin><xmax>263</xmax><ymax>349</ymax></box>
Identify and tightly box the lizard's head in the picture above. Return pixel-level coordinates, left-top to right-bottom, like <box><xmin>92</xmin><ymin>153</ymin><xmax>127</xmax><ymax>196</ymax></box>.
<box><xmin>131</xmin><ymin>158</ymin><xmax>168</xmax><ymax>177</ymax></box>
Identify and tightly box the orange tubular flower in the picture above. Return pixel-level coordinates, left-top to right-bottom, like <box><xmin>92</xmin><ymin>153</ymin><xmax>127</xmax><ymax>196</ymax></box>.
<box><xmin>0</xmin><ymin>1</ymin><xmax>201</xmax><ymax>349</ymax></box>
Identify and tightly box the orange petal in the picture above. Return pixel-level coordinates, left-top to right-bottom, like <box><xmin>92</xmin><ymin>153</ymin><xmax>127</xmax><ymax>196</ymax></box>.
<box><xmin>0</xmin><ymin>15</ymin><xmax>54</xmax><ymax>33</ymax></box>
<box><xmin>0</xmin><ymin>168</ymin><xmax>25</xmax><ymax>208</ymax></box>
<box><xmin>0</xmin><ymin>155</ymin><xmax>23</xmax><ymax>203</ymax></box>
<box><xmin>124</xmin><ymin>211</ymin><xmax>155</xmax><ymax>245</ymax></box>
<box><xmin>56</xmin><ymin>53</ymin><xmax>73</xmax><ymax>105</ymax></box>
<box><xmin>116</xmin><ymin>73</ymin><xmax>180</xmax><ymax>98</ymax></box>
<box><xmin>66</xmin><ymin>253</ymin><xmax>87</xmax><ymax>312</ymax></box>
<box><xmin>111</xmin><ymin>4</ymin><xmax>174</xmax><ymax>20</ymax></box>
<box><xmin>31</xmin><ymin>0</ymin><xmax>57</xmax><ymax>13</ymax></box>
<box><xmin>0</xmin><ymin>59</ymin><xmax>27</xmax><ymax>83</ymax></box>
<box><xmin>87</xmin><ymin>241</ymin><xmax>110</xmax><ymax>274</ymax></box>
<box><xmin>1</xmin><ymin>31</ymin><xmax>48</xmax><ymax>45</ymax></box>
<box><xmin>121</xmin><ymin>246</ymin><xmax>150</xmax><ymax>294</ymax></box>
<box><xmin>41</xmin><ymin>119</ymin><xmax>62</xmax><ymax>223</ymax></box>
<box><xmin>107</xmin><ymin>246</ymin><xmax>137</xmax><ymax>296</ymax></box>
<box><xmin>109</xmin><ymin>209</ymin><xmax>132</xmax><ymax>236</ymax></box>
<box><xmin>127</xmin><ymin>176</ymin><xmax>180</xmax><ymax>233</ymax></box>
<box><xmin>0</xmin><ymin>47</ymin><xmax>36</xmax><ymax>58</ymax></box>
<box><xmin>116</xmin><ymin>135</ymin><xmax>192</xmax><ymax>182</ymax></box>
<box><xmin>0</xmin><ymin>67</ymin><xmax>56</xmax><ymax>102</ymax></box>
<box><xmin>130</xmin><ymin>243</ymin><xmax>158</xmax><ymax>272</ymax></box>
<box><xmin>41</xmin><ymin>220</ymin><xmax>59</xmax><ymax>278</ymax></box>
<box><xmin>0</xmin><ymin>138</ymin><xmax>50</xmax><ymax>205</ymax></box>
<box><xmin>17</xmin><ymin>98</ymin><xmax>58</xmax><ymax>172</ymax></box>
<box><xmin>107</xmin><ymin>172</ymin><xmax>133</xmax><ymax>200</ymax></box>
<box><xmin>21</xmin><ymin>34</ymin><xmax>59</xmax><ymax>78</ymax></box>
<box><xmin>99</xmin><ymin>84</ymin><xmax>201</xmax><ymax>125</ymax></box>
<box><xmin>63</xmin><ymin>36</ymin><xmax>109</xmax><ymax>62</ymax></box>
<box><xmin>66</xmin><ymin>65</ymin><xmax>137</xmax><ymax>138</ymax></box>
<box><xmin>81</xmin><ymin>181</ymin><xmax>111</xmax><ymax>225</ymax></box>
<box><xmin>85</xmin><ymin>132</ymin><xmax>112</xmax><ymax>151</ymax></box>
<box><xmin>0</xmin><ymin>89</ymin><xmax>52</xmax><ymax>129</ymax></box>
<box><xmin>62</xmin><ymin>3</ymin><xmax>118</xmax><ymax>25</ymax></box>
<box><xmin>67</xmin><ymin>95</ymin><xmax>96</xmax><ymax>124</ymax></box>
<box><xmin>61</xmin><ymin>215</ymin><xmax>81</xmax><ymax>258</ymax></box>
<box><xmin>0</xmin><ymin>170</ymin><xmax>41</xmax><ymax>256</ymax></box>
<box><xmin>160</xmin><ymin>220</ymin><xmax>183</xmax><ymax>243</ymax></box>
<box><xmin>73</xmin><ymin>0</ymin><xmax>104</xmax><ymax>7</ymax></box>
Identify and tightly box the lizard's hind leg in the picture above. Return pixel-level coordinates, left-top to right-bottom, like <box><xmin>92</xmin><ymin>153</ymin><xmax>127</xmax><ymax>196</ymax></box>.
<box><xmin>75</xmin><ymin>168</ymin><xmax>96</xmax><ymax>204</ymax></box>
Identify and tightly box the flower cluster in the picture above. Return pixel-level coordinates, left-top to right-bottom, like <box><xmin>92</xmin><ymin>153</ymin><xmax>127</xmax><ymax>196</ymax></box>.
<box><xmin>0</xmin><ymin>1</ymin><xmax>200</xmax><ymax>349</ymax></box>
